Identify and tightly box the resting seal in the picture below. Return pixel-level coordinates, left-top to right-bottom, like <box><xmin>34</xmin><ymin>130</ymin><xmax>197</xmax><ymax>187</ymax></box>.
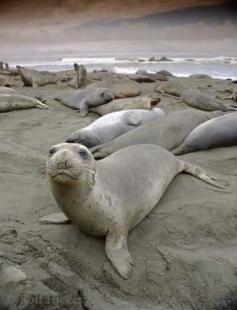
<box><xmin>66</xmin><ymin>108</ymin><xmax>165</xmax><ymax>147</ymax></box>
<box><xmin>90</xmin><ymin>95</ymin><xmax>160</xmax><ymax>116</ymax></box>
<box><xmin>91</xmin><ymin>109</ymin><xmax>221</xmax><ymax>159</ymax></box>
<box><xmin>154</xmin><ymin>79</ymin><xmax>192</xmax><ymax>98</ymax></box>
<box><xmin>41</xmin><ymin>143</ymin><xmax>226</xmax><ymax>278</ymax></box>
<box><xmin>0</xmin><ymin>94</ymin><xmax>48</xmax><ymax>112</ymax></box>
<box><xmin>180</xmin><ymin>88</ymin><xmax>236</xmax><ymax>112</ymax></box>
<box><xmin>173</xmin><ymin>112</ymin><xmax>237</xmax><ymax>155</ymax></box>
<box><xmin>17</xmin><ymin>66</ymin><xmax>61</xmax><ymax>88</ymax></box>
<box><xmin>55</xmin><ymin>88</ymin><xmax>114</xmax><ymax>117</ymax></box>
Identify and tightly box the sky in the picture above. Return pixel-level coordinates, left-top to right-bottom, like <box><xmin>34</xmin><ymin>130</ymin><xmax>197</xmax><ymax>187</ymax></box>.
<box><xmin>0</xmin><ymin>0</ymin><xmax>236</xmax><ymax>59</ymax></box>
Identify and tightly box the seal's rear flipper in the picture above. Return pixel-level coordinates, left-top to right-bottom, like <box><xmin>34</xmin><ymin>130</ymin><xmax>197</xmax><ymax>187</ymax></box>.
<box><xmin>39</xmin><ymin>212</ymin><xmax>71</xmax><ymax>224</ymax></box>
<box><xmin>181</xmin><ymin>161</ymin><xmax>229</xmax><ymax>189</ymax></box>
<box><xmin>36</xmin><ymin>100</ymin><xmax>49</xmax><ymax>109</ymax></box>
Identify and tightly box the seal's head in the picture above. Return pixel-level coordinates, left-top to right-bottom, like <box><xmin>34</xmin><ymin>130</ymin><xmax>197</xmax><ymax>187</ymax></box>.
<box><xmin>46</xmin><ymin>143</ymin><xmax>96</xmax><ymax>186</ymax></box>
<box><xmin>88</xmin><ymin>88</ymin><xmax>114</xmax><ymax>105</ymax></box>
<box><xmin>66</xmin><ymin>130</ymin><xmax>98</xmax><ymax>148</ymax></box>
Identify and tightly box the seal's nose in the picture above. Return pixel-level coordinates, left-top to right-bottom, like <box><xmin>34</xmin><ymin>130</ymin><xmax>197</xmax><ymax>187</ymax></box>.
<box><xmin>57</xmin><ymin>160</ymin><xmax>71</xmax><ymax>170</ymax></box>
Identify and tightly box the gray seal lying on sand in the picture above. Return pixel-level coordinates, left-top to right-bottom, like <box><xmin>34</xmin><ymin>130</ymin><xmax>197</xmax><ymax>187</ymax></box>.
<box><xmin>154</xmin><ymin>79</ymin><xmax>192</xmax><ymax>98</ymax></box>
<box><xmin>17</xmin><ymin>66</ymin><xmax>61</xmax><ymax>88</ymax></box>
<box><xmin>173</xmin><ymin>112</ymin><xmax>237</xmax><ymax>155</ymax></box>
<box><xmin>55</xmin><ymin>88</ymin><xmax>114</xmax><ymax>117</ymax></box>
<box><xmin>0</xmin><ymin>87</ymin><xmax>16</xmax><ymax>94</ymax></box>
<box><xmin>180</xmin><ymin>88</ymin><xmax>236</xmax><ymax>111</ymax></box>
<box><xmin>90</xmin><ymin>95</ymin><xmax>160</xmax><ymax>116</ymax></box>
<box><xmin>0</xmin><ymin>94</ymin><xmax>48</xmax><ymax>112</ymax></box>
<box><xmin>66</xmin><ymin>108</ymin><xmax>165</xmax><ymax>147</ymax></box>
<box><xmin>41</xmin><ymin>143</ymin><xmax>227</xmax><ymax>278</ymax></box>
<box><xmin>91</xmin><ymin>109</ymin><xmax>222</xmax><ymax>159</ymax></box>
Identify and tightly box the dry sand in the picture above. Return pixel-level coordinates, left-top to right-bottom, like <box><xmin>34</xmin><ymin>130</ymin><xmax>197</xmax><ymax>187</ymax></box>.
<box><xmin>0</xmin><ymin>74</ymin><xmax>237</xmax><ymax>310</ymax></box>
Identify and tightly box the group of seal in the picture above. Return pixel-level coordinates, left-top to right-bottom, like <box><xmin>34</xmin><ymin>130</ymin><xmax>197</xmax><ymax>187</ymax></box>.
<box><xmin>41</xmin><ymin>143</ymin><xmax>227</xmax><ymax>279</ymax></box>
<box><xmin>66</xmin><ymin>108</ymin><xmax>165</xmax><ymax>147</ymax></box>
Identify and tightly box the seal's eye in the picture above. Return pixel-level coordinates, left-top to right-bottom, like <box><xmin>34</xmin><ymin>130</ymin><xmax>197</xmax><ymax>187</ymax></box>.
<box><xmin>101</xmin><ymin>92</ymin><xmax>105</xmax><ymax>98</ymax></box>
<box><xmin>49</xmin><ymin>147</ymin><xmax>57</xmax><ymax>156</ymax></box>
<box><xmin>79</xmin><ymin>149</ymin><xmax>88</xmax><ymax>159</ymax></box>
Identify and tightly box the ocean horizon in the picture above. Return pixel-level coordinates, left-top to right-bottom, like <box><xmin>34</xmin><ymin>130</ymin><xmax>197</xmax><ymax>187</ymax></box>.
<box><xmin>7</xmin><ymin>54</ymin><xmax>237</xmax><ymax>80</ymax></box>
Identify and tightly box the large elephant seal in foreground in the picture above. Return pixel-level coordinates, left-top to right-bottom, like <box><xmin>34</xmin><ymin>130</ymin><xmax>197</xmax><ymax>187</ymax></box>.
<box><xmin>55</xmin><ymin>88</ymin><xmax>114</xmax><ymax>117</ymax></box>
<box><xmin>0</xmin><ymin>94</ymin><xmax>48</xmax><ymax>112</ymax></box>
<box><xmin>91</xmin><ymin>109</ymin><xmax>221</xmax><ymax>159</ymax></box>
<box><xmin>17</xmin><ymin>66</ymin><xmax>61</xmax><ymax>88</ymax></box>
<box><xmin>66</xmin><ymin>108</ymin><xmax>165</xmax><ymax>147</ymax></box>
<box><xmin>90</xmin><ymin>96</ymin><xmax>160</xmax><ymax>116</ymax></box>
<box><xmin>173</xmin><ymin>112</ymin><xmax>237</xmax><ymax>155</ymax></box>
<box><xmin>41</xmin><ymin>143</ymin><xmax>226</xmax><ymax>278</ymax></box>
<box><xmin>180</xmin><ymin>88</ymin><xmax>236</xmax><ymax>111</ymax></box>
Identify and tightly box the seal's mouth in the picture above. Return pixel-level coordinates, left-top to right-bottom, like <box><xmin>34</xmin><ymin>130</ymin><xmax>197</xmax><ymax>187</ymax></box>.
<box><xmin>51</xmin><ymin>171</ymin><xmax>78</xmax><ymax>180</ymax></box>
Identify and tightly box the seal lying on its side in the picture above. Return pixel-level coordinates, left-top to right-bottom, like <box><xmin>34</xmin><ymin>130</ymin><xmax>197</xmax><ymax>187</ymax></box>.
<box><xmin>41</xmin><ymin>143</ymin><xmax>227</xmax><ymax>279</ymax></box>
<box><xmin>17</xmin><ymin>66</ymin><xmax>61</xmax><ymax>88</ymax></box>
<box><xmin>90</xmin><ymin>96</ymin><xmax>160</xmax><ymax>116</ymax></box>
<box><xmin>173</xmin><ymin>112</ymin><xmax>237</xmax><ymax>155</ymax></box>
<box><xmin>66</xmin><ymin>108</ymin><xmax>165</xmax><ymax>147</ymax></box>
<box><xmin>180</xmin><ymin>88</ymin><xmax>236</xmax><ymax>112</ymax></box>
<box><xmin>0</xmin><ymin>94</ymin><xmax>48</xmax><ymax>112</ymax></box>
<box><xmin>55</xmin><ymin>88</ymin><xmax>114</xmax><ymax>117</ymax></box>
<box><xmin>0</xmin><ymin>87</ymin><xmax>16</xmax><ymax>94</ymax></box>
<box><xmin>154</xmin><ymin>79</ymin><xmax>192</xmax><ymax>98</ymax></box>
<box><xmin>91</xmin><ymin>109</ymin><xmax>221</xmax><ymax>159</ymax></box>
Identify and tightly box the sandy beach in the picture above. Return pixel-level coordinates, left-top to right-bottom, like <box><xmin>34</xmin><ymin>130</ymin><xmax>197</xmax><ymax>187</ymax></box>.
<box><xmin>1</xmin><ymin>71</ymin><xmax>237</xmax><ymax>310</ymax></box>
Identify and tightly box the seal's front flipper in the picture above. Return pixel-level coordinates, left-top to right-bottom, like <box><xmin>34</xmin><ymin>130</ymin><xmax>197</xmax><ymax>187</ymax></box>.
<box><xmin>105</xmin><ymin>228</ymin><xmax>133</xmax><ymax>279</ymax></box>
<box><xmin>79</xmin><ymin>100</ymin><xmax>89</xmax><ymax>117</ymax></box>
<box><xmin>39</xmin><ymin>212</ymin><xmax>71</xmax><ymax>224</ymax></box>
<box><xmin>125</xmin><ymin>113</ymin><xmax>142</xmax><ymax>127</ymax></box>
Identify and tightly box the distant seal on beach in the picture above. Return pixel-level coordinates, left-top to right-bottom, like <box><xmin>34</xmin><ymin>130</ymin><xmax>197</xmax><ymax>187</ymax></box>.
<box><xmin>55</xmin><ymin>88</ymin><xmax>114</xmax><ymax>117</ymax></box>
<box><xmin>154</xmin><ymin>79</ymin><xmax>192</xmax><ymax>98</ymax></box>
<box><xmin>173</xmin><ymin>112</ymin><xmax>237</xmax><ymax>155</ymax></box>
<box><xmin>66</xmin><ymin>108</ymin><xmax>165</xmax><ymax>147</ymax></box>
<box><xmin>180</xmin><ymin>88</ymin><xmax>236</xmax><ymax>111</ymax></box>
<box><xmin>0</xmin><ymin>94</ymin><xmax>48</xmax><ymax>112</ymax></box>
<box><xmin>41</xmin><ymin>143</ymin><xmax>226</xmax><ymax>278</ymax></box>
<box><xmin>91</xmin><ymin>109</ymin><xmax>221</xmax><ymax>159</ymax></box>
<box><xmin>0</xmin><ymin>87</ymin><xmax>16</xmax><ymax>94</ymax></box>
<box><xmin>90</xmin><ymin>95</ymin><xmax>160</xmax><ymax>116</ymax></box>
<box><xmin>17</xmin><ymin>66</ymin><xmax>61</xmax><ymax>88</ymax></box>
<box><xmin>74</xmin><ymin>63</ymin><xmax>87</xmax><ymax>88</ymax></box>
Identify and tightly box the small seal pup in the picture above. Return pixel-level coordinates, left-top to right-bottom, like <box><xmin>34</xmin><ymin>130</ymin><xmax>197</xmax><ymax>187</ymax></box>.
<box><xmin>66</xmin><ymin>108</ymin><xmax>165</xmax><ymax>147</ymax></box>
<box><xmin>173</xmin><ymin>112</ymin><xmax>237</xmax><ymax>155</ymax></box>
<box><xmin>0</xmin><ymin>94</ymin><xmax>48</xmax><ymax>112</ymax></box>
<box><xmin>55</xmin><ymin>88</ymin><xmax>114</xmax><ymax>117</ymax></box>
<box><xmin>41</xmin><ymin>143</ymin><xmax>227</xmax><ymax>279</ymax></box>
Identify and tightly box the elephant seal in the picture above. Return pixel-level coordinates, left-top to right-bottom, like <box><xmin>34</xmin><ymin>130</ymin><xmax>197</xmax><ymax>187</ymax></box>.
<box><xmin>173</xmin><ymin>112</ymin><xmax>237</xmax><ymax>155</ymax></box>
<box><xmin>90</xmin><ymin>95</ymin><xmax>160</xmax><ymax>116</ymax></box>
<box><xmin>154</xmin><ymin>79</ymin><xmax>192</xmax><ymax>98</ymax></box>
<box><xmin>74</xmin><ymin>63</ymin><xmax>87</xmax><ymax>88</ymax></box>
<box><xmin>17</xmin><ymin>66</ymin><xmax>61</xmax><ymax>88</ymax></box>
<box><xmin>55</xmin><ymin>88</ymin><xmax>114</xmax><ymax>117</ymax></box>
<box><xmin>0</xmin><ymin>94</ymin><xmax>48</xmax><ymax>112</ymax></box>
<box><xmin>0</xmin><ymin>87</ymin><xmax>16</xmax><ymax>94</ymax></box>
<box><xmin>41</xmin><ymin>143</ymin><xmax>226</xmax><ymax>278</ymax></box>
<box><xmin>180</xmin><ymin>88</ymin><xmax>236</xmax><ymax>112</ymax></box>
<box><xmin>129</xmin><ymin>75</ymin><xmax>156</xmax><ymax>83</ymax></box>
<box><xmin>66</xmin><ymin>108</ymin><xmax>165</xmax><ymax>147</ymax></box>
<box><xmin>91</xmin><ymin>109</ymin><xmax>221</xmax><ymax>159</ymax></box>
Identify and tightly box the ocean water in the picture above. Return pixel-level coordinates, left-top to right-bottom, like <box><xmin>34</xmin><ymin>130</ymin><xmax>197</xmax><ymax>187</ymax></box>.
<box><xmin>10</xmin><ymin>55</ymin><xmax>237</xmax><ymax>79</ymax></box>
